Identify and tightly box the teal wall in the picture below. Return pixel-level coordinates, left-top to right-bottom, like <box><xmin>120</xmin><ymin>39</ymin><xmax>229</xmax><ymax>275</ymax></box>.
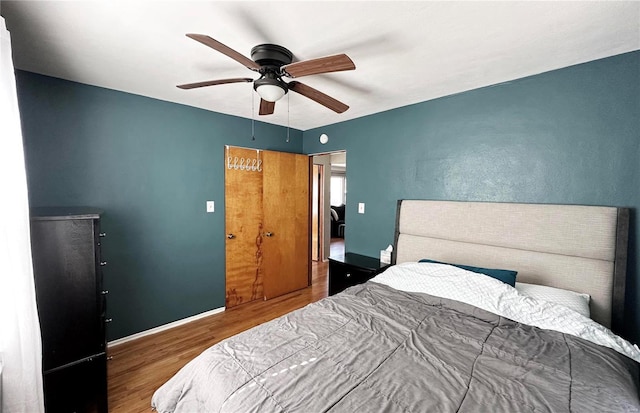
<box><xmin>17</xmin><ymin>71</ymin><xmax>303</xmax><ymax>340</ymax></box>
<box><xmin>18</xmin><ymin>51</ymin><xmax>640</xmax><ymax>343</ymax></box>
<box><xmin>303</xmin><ymin>51</ymin><xmax>640</xmax><ymax>342</ymax></box>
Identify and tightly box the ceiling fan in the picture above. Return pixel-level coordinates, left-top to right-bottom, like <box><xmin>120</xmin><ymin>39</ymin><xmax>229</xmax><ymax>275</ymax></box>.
<box><xmin>177</xmin><ymin>34</ymin><xmax>356</xmax><ymax>115</ymax></box>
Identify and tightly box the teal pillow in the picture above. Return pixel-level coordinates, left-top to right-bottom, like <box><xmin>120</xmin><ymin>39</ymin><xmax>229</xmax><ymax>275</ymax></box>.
<box><xmin>418</xmin><ymin>258</ymin><xmax>517</xmax><ymax>287</ymax></box>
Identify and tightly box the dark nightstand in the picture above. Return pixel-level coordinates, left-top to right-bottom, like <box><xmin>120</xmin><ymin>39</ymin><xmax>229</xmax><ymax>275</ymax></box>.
<box><xmin>328</xmin><ymin>253</ymin><xmax>390</xmax><ymax>296</ymax></box>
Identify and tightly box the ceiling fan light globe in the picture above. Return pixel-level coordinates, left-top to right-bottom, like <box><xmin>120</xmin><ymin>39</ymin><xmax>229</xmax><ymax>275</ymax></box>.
<box><xmin>256</xmin><ymin>84</ymin><xmax>286</xmax><ymax>102</ymax></box>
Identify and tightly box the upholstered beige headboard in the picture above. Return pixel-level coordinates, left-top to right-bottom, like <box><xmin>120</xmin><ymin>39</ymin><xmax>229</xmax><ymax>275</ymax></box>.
<box><xmin>392</xmin><ymin>200</ymin><xmax>629</xmax><ymax>332</ymax></box>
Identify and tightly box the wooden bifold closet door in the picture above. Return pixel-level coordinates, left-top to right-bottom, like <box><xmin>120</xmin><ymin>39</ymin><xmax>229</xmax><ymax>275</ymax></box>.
<box><xmin>225</xmin><ymin>146</ymin><xmax>310</xmax><ymax>308</ymax></box>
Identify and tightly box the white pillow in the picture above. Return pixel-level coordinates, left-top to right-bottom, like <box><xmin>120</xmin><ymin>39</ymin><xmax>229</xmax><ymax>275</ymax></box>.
<box><xmin>515</xmin><ymin>282</ymin><xmax>591</xmax><ymax>318</ymax></box>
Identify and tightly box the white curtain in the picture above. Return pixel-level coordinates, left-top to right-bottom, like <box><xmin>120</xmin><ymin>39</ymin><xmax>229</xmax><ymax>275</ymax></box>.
<box><xmin>0</xmin><ymin>17</ymin><xmax>45</xmax><ymax>413</ymax></box>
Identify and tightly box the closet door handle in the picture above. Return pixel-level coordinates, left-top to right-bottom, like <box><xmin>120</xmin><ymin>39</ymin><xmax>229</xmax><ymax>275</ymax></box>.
<box><xmin>227</xmin><ymin>234</ymin><xmax>235</xmax><ymax>239</ymax></box>
<box><xmin>265</xmin><ymin>232</ymin><xmax>274</xmax><ymax>237</ymax></box>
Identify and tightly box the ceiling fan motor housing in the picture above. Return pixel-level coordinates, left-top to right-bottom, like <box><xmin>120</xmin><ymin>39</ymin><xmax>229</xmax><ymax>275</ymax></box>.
<box><xmin>251</xmin><ymin>44</ymin><xmax>293</xmax><ymax>100</ymax></box>
<box><xmin>251</xmin><ymin>44</ymin><xmax>293</xmax><ymax>69</ymax></box>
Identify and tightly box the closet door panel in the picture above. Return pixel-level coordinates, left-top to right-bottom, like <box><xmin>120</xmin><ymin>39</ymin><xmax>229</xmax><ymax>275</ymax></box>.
<box><xmin>262</xmin><ymin>151</ymin><xmax>310</xmax><ymax>299</ymax></box>
<box><xmin>224</xmin><ymin>147</ymin><xmax>264</xmax><ymax>308</ymax></box>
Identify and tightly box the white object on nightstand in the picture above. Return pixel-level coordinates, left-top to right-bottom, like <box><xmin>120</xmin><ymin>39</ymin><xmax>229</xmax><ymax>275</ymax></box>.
<box><xmin>380</xmin><ymin>245</ymin><xmax>393</xmax><ymax>264</ymax></box>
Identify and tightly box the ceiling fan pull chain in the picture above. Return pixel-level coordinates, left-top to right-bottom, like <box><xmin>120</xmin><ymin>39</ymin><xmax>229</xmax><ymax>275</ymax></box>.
<box><xmin>251</xmin><ymin>87</ymin><xmax>256</xmax><ymax>141</ymax></box>
<box><xmin>286</xmin><ymin>93</ymin><xmax>290</xmax><ymax>143</ymax></box>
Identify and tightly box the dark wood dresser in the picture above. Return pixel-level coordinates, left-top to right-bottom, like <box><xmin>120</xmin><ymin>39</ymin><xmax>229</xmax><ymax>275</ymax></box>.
<box><xmin>30</xmin><ymin>207</ymin><xmax>108</xmax><ymax>413</ymax></box>
<box><xmin>328</xmin><ymin>253</ymin><xmax>389</xmax><ymax>296</ymax></box>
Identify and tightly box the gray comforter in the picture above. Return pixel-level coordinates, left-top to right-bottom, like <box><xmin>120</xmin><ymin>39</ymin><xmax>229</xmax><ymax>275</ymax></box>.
<box><xmin>152</xmin><ymin>282</ymin><xmax>640</xmax><ymax>412</ymax></box>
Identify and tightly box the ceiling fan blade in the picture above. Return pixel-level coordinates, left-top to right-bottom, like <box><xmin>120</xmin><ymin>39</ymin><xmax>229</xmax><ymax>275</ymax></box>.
<box><xmin>259</xmin><ymin>99</ymin><xmax>275</xmax><ymax>115</ymax></box>
<box><xmin>186</xmin><ymin>34</ymin><xmax>260</xmax><ymax>71</ymax></box>
<box><xmin>177</xmin><ymin>78</ymin><xmax>253</xmax><ymax>90</ymax></box>
<box><xmin>288</xmin><ymin>81</ymin><xmax>349</xmax><ymax>113</ymax></box>
<box><xmin>282</xmin><ymin>54</ymin><xmax>355</xmax><ymax>78</ymax></box>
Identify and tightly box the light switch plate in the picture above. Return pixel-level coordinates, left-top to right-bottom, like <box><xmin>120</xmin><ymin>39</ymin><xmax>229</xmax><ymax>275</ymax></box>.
<box><xmin>358</xmin><ymin>203</ymin><xmax>365</xmax><ymax>214</ymax></box>
<box><xmin>206</xmin><ymin>201</ymin><xmax>215</xmax><ymax>213</ymax></box>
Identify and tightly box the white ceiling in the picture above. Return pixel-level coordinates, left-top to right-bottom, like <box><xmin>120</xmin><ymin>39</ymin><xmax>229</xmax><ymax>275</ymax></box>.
<box><xmin>2</xmin><ymin>1</ymin><xmax>639</xmax><ymax>131</ymax></box>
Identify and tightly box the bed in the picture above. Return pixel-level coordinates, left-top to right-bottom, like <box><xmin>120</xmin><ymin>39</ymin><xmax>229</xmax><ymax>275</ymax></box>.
<box><xmin>152</xmin><ymin>200</ymin><xmax>639</xmax><ymax>412</ymax></box>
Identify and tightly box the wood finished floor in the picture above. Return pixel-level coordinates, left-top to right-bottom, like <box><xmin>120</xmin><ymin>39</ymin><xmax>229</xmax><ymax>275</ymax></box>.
<box><xmin>107</xmin><ymin>239</ymin><xmax>343</xmax><ymax>412</ymax></box>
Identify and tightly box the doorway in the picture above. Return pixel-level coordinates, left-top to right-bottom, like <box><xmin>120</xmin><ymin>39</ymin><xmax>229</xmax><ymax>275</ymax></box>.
<box><xmin>311</xmin><ymin>151</ymin><xmax>346</xmax><ymax>261</ymax></box>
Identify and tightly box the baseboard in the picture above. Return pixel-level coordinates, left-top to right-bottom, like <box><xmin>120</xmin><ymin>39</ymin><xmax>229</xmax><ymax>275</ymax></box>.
<box><xmin>107</xmin><ymin>306</ymin><xmax>226</xmax><ymax>347</ymax></box>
